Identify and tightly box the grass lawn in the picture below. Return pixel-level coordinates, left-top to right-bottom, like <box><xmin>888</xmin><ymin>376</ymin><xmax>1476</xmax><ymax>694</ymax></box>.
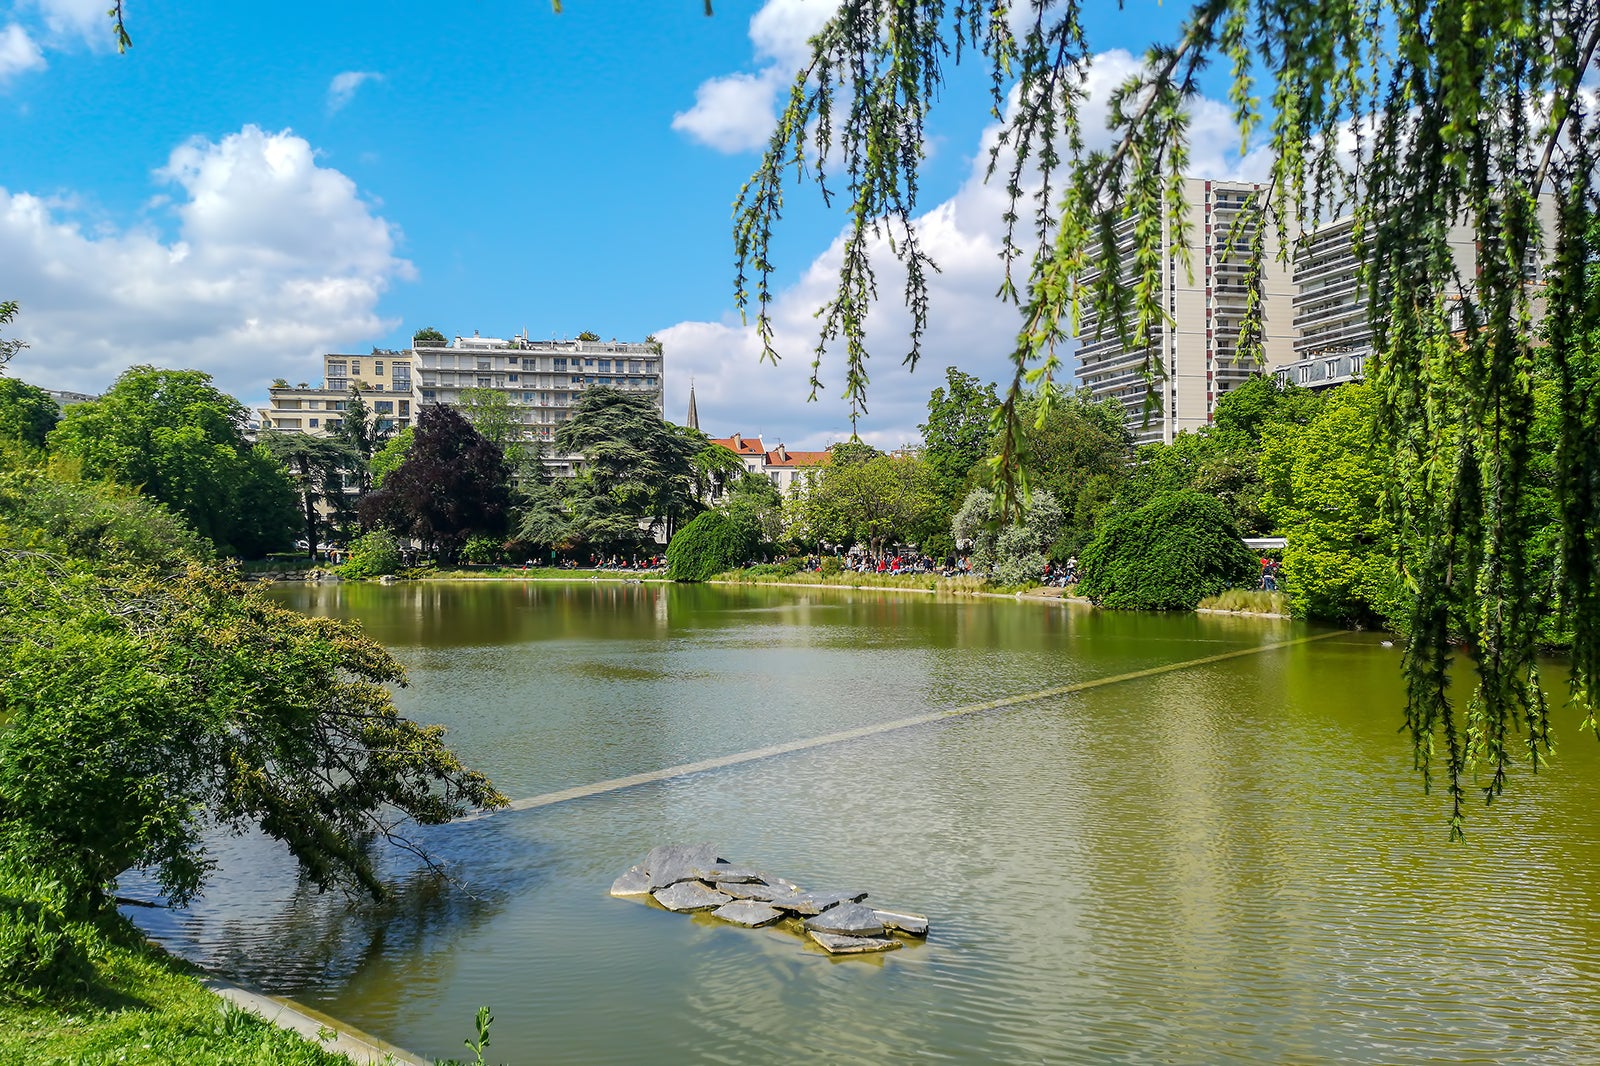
<box><xmin>0</xmin><ymin>915</ymin><xmax>364</xmax><ymax>1066</ymax></box>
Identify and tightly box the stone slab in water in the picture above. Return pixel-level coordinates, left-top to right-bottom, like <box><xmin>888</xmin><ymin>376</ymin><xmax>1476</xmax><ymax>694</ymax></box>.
<box><xmin>803</xmin><ymin>902</ymin><xmax>884</xmax><ymax>937</ymax></box>
<box><xmin>872</xmin><ymin>908</ymin><xmax>929</xmax><ymax>937</ymax></box>
<box><xmin>645</xmin><ymin>843</ymin><xmax>723</xmax><ymax>891</ymax></box>
<box><xmin>652</xmin><ymin>881</ymin><xmax>733</xmax><ymax>912</ymax></box>
<box><xmin>609</xmin><ymin>865</ymin><xmax>651</xmax><ymax>897</ymax></box>
<box><xmin>711</xmin><ymin>900</ymin><xmax>785</xmax><ymax>927</ymax></box>
<box><xmin>772</xmin><ymin>890</ymin><xmax>868</xmax><ymax>916</ymax></box>
<box><xmin>702</xmin><ymin>865</ymin><xmax>765</xmax><ymax>884</ymax></box>
<box><xmin>808</xmin><ymin>930</ymin><xmax>902</xmax><ymax>955</ymax></box>
<box><xmin>717</xmin><ymin>881</ymin><xmax>785</xmax><ymax>901</ymax></box>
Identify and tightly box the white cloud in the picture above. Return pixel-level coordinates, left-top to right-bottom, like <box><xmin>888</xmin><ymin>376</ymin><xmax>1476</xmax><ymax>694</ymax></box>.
<box><xmin>0</xmin><ymin>125</ymin><xmax>414</xmax><ymax>405</ymax></box>
<box><xmin>327</xmin><ymin>70</ymin><xmax>384</xmax><ymax>114</ymax></box>
<box><xmin>661</xmin><ymin>49</ymin><xmax>1273</xmax><ymax>450</ymax></box>
<box><xmin>0</xmin><ymin>24</ymin><xmax>46</xmax><ymax>80</ymax></box>
<box><xmin>23</xmin><ymin>0</ymin><xmax>110</xmax><ymax>48</ymax></box>
<box><xmin>673</xmin><ymin>0</ymin><xmax>837</xmax><ymax>153</ymax></box>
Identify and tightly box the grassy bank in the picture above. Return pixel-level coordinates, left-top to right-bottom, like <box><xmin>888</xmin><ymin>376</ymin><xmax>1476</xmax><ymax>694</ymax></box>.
<box><xmin>1196</xmin><ymin>589</ymin><xmax>1290</xmax><ymax>616</ymax></box>
<box><xmin>0</xmin><ymin>905</ymin><xmax>364</xmax><ymax>1066</ymax></box>
<box><xmin>713</xmin><ymin>567</ymin><xmax>994</xmax><ymax>594</ymax></box>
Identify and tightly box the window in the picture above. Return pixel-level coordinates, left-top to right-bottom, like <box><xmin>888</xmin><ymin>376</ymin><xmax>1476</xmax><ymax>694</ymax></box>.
<box><xmin>571</xmin><ymin>375</ymin><xmax>583</xmax><ymax>384</ymax></box>
<box><xmin>523</xmin><ymin>358</ymin><xmax>537</xmax><ymax>370</ymax></box>
<box><xmin>327</xmin><ymin>419</ymin><xmax>343</xmax><ymax>431</ymax></box>
<box><xmin>374</xmin><ymin>400</ymin><xmax>394</xmax><ymax>414</ymax></box>
<box><xmin>599</xmin><ymin>376</ymin><xmax>612</xmax><ymax>385</ymax></box>
<box><xmin>375</xmin><ymin>361</ymin><xmax>384</xmax><ymax>375</ymax></box>
<box><xmin>399</xmin><ymin>400</ymin><xmax>410</xmax><ymax>416</ymax></box>
<box><xmin>309</xmin><ymin>418</ymin><xmax>320</xmax><ymax>428</ymax></box>
<box><xmin>629</xmin><ymin>361</ymin><xmax>642</xmax><ymax>374</ymax></box>
<box><xmin>554</xmin><ymin>358</ymin><xmax>567</xmax><ymax>370</ymax></box>
<box><xmin>477</xmin><ymin>359</ymin><xmax>492</xmax><ymax>370</ymax></box>
<box><xmin>584</xmin><ymin>358</ymin><xmax>595</xmax><ymax>367</ymax></box>
<box><xmin>477</xmin><ymin>377</ymin><xmax>492</xmax><ymax>388</ymax></box>
<box><xmin>351</xmin><ymin>362</ymin><xmax>362</xmax><ymax>376</ymax></box>
<box><xmin>509</xmin><ymin>374</ymin><xmax>519</xmax><ymax>383</ymax></box>
<box><xmin>598</xmin><ymin>360</ymin><xmax>612</xmax><ymax>373</ymax></box>
<box><xmin>586</xmin><ymin>376</ymin><xmax>596</xmax><ymax>384</ymax></box>
<box><xmin>332</xmin><ymin>400</ymin><xmax>348</xmax><ymax>412</ymax></box>
<box><xmin>422</xmin><ymin>390</ymin><xmax>436</xmax><ymax>401</ymax></box>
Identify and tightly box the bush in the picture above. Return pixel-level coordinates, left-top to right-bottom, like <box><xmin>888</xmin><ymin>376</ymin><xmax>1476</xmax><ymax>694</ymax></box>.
<box><xmin>0</xmin><ymin>870</ymin><xmax>93</xmax><ymax>994</ymax></box>
<box><xmin>666</xmin><ymin>511</ymin><xmax>757</xmax><ymax>582</ymax></box>
<box><xmin>463</xmin><ymin>535</ymin><xmax>503</xmax><ymax>565</ymax></box>
<box><xmin>743</xmin><ymin>559</ymin><xmax>801</xmax><ymax>577</ymax></box>
<box><xmin>1077</xmin><ymin>490</ymin><xmax>1256</xmax><ymax>610</ymax></box>
<box><xmin>819</xmin><ymin>556</ymin><xmax>844</xmax><ymax>576</ymax></box>
<box><xmin>337</xmin><ymin>529</ymin><xmax>402</xmax><ymax>578</ymax></box>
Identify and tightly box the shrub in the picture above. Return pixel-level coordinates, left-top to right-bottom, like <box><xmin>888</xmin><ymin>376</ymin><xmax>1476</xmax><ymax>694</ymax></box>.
<box><xmin>338</xmin><ymin>529</ymin><xmax>402</xmax><ymax>578</ymax></box>
<box><xmin>463</xmin><ymin>535</ymin><xmax>503</xmax><ymax>565</ymax></box>
<box><xmin>0</xmin><ymin>869</ymin><xmax>93</xmax><ymax>994</ymax></box>
<box><xmin>666</xmin><ymin>511</ymin><xmax>758</xmax><ymax>582</ymax></box>
<box><xmin>819</xmin><ymin>556</ymin><xmax>844</xmax><ymax>576</ymax></box>
<box><xmin>1077</xmin><ymin>490</ymin><xmax>1256</xmax><ymax>610</ymax></box>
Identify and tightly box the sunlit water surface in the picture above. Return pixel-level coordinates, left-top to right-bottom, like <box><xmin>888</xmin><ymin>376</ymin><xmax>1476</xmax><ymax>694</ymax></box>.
<box><xmin>126</xmin><ymin>582</ymin><xmax>1600</xmax><ymax>1063</ymax></box>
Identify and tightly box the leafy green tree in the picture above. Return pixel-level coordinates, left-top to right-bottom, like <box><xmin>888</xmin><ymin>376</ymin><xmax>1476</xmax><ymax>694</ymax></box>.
<box><xmin>369</xmin><ymin>426</ymin><xmax>414</xmax><ymax>490</ymax></box>
<box><xmin>793</xmin><ymin>447</ymin><xmax>938</xmax><ymax>556</ymax></box>
<box><xmin>554</xmin><ymin>387</ymin><xmax>702</xmax><ymax>548</ymax></box>
<box><xmin>1077</xmin><ymin>490</ymin><xmax>1257</xmax><ymax>611</ymax></box>
<box><xmin>0</xmin><ymin>554</ymin><xmax>503</xmax><ymax>910</ymax></box>
<box><xmin>1124</xmin><ymin>429</ymin><xmax>1267</xmax><ymax>535</ymax></box>
<box><xmin>1212</xmin><ymin>375</ymin><xmax>1324</xmax><ymax>443</ymax></box>
<box><xmin>920</xmin><ymin>368</ymin><xmax>1000</xmax><ymax>502</ymax></box>
<box><xmin>259</xmin><ymin>431</ymin><xmax>355</xmax><ymax>562</ymax></box>
<box><xmin>361</xmin><ymin>404</ymin><xmax>511</xmax><ymax>566</ymax></box>
<box><xmin>458</xmin><ymin>387</ymin><xmax>539</xmax><ymax>474</ymax></box>
<box><xmin>719</xmin><ymin>472</ymin><xmax>786</xmax><ymax>545</ymax></box>
<box><xmin>0</xmin><ymin>378</ymin><xmax>58</xmax><ymax>448</ymax></box>
<box><xmin>666</xmin><ymin>510</ymin><xmax>758</xmax><ymax>582</ymax></box>
<box><xmin>46</xmin><ymin>366</ymin><xmax>297</xmax><ymax>556</ymax></box>
<box><xmin>413</xmin><ymin>327</ymin><xmax>448</xmax><ymax>347</ymax></box>
<box><xmin>333</xmin><ymin>387</ymin><xmax>387</xmax><ymax>500</ymax></box>
<box><xmin>1017</xmin><ymin>390</ymin><xmax>1132</xmax><ymax>550</ymax></box>
<box><xmin>1259</xmin><ymin>383</ymin><xmax>1405</xmax><ymax>626</ymax></box>
<box><xmin>0</xmin><ymin>457</ymin><xmax>208</xmax><ymax>570</ymax></box>
<box><xmin>339</xmin><ymin>528</ymin><xmax>403</xmax><ymax>578</ymax></box>
<box><xmin>575</xmin><ymin>330</ymin><xmax>600</xmax><ymax>342</ymax></box>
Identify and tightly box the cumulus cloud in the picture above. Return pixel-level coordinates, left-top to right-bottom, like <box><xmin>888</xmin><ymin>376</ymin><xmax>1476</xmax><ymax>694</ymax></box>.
<box><xmin>23</xmin><ymin>0</ymin><xmax>112</xmax><ymax>48</ymax></box>
<box><xmin>0</xmin><ymin>125</ymin><xmax>413</xmax><ymax>404</ymax></box>
<box><xmin>0</xmin><ymin>24</ymin><xmax>46</xmax><ymax>80</ymax></box>
<box><xmin>672</xmin><ymin>0</ymin><xmax>836</xmax><ymax>153</ymax></box>
<box><xmin>661</xmin><ymin>46</ymin><xmax>1272</xmax><ymax>450</ymax></box>
<box><xmin>327</xmin><ymin>70</ymin><xmax>384</xmax><ymax>113</ymax></box>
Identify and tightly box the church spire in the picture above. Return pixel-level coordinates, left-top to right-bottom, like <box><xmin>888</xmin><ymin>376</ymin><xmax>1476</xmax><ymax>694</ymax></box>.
<box><xmin>686</xmin><ymin>378</ymin><xmax>699</xmax><ymax>431</ymax></box>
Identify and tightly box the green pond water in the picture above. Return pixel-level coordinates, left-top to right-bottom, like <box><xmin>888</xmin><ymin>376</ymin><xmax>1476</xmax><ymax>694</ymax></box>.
<box><xmin>128</xmin><ymin>581</ymin><xmax>1600</xmax><ymax>1063</ymax></box>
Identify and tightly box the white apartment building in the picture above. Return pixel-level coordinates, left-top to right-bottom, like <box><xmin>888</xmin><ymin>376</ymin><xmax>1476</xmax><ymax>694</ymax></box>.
<box><xmin>260</xmin><ymin>332</ymin><xmax>663</xmax><ymax>475</ymax></box>
<box><xmin>1074</xmin><ymin>178</ymin><xmax>1297</xmax><ymax>444</ymax></box>
<box><xmin>1274</xmin><ymin>198</ymin><xmax>1556</xmax><ymax>390</ymax></box>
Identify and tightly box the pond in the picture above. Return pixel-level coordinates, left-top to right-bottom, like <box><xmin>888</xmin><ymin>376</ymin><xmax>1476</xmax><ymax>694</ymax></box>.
<box><xmin>127</xmin><ymin>581</ymin><xmax>1600</xmax><ymax>1063</ymax></box>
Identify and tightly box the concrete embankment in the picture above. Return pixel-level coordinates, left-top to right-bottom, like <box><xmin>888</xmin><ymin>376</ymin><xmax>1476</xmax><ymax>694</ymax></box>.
<box><xmin>202</xmin><ymin>973</ymin><xmax>429</xmax><ymax>1065</ymax></box>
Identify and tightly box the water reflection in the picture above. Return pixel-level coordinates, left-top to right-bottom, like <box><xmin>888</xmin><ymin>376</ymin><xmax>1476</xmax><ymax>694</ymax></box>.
<box><xmin>128</xmin><ymin>582</ymin><xmax>1600</xmax><ymax>1064</ymax></box>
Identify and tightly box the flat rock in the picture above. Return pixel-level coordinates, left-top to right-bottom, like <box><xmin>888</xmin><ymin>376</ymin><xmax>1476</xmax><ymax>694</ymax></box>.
<box><xmin>872</xmin><ymin>908</ymin><xmax>929</xmax><ymax>937</ymax></box>
<box><xmin>803</xmin><ymin>902</ymin><xmax>884</xmax><ymax>937</ymax></box>
<box><xmin>652</xmin><ymin>881</ymin><xmax>733</xmax><ymax>912</ymax></box>
<box><xmin>717</xmin><ymin>881</ymin><xmax>785</xmax><ymax>901</ymax></box>
<box><xmin>609</xmin><ymin>865</ymin><xmax>652</xmax><ymax>896</ymax></box>
<box><xmin>645</xmin><ymin>843</ymin><xmax>723</xmax><ymax>891</ymax></box>
<box><xmin>711</xmin><ymin>900</ymin><xmax>785</xmax><ymax>927</ymax></box>
<box><xmin>808</xmin><ymin>930</ymin><xmax>902</xmax><ymax>955</ymax></box>
<box><xmin>702</xmin><ymin>865</ymin><xmax>766</xmax><ymax>884</ymax></box>
<box><xmin>771</xmin><ymin>890</ymin><xmax>868</xmax><ymax>916</ymax></box>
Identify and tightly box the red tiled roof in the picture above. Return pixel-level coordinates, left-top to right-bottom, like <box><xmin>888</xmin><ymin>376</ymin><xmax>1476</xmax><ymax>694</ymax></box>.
<box><xmin>709</xmin><ymin>433</ymin><xmax>767</xmax><ymax>456</ymax></box>
<box><xmin>764</xmin><ymin>446</ymin><xmax>829</xmax><ymax>467</ymax></box>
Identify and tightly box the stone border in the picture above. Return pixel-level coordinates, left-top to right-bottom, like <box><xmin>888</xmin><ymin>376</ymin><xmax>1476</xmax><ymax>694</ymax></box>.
<box><xmin>200</xmin><ymin>972</ymin><xmax>429</xmax><ymax>1065</ymax></box>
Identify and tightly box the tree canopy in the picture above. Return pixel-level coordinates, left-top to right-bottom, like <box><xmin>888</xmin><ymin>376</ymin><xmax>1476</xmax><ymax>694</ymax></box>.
<box><xmin>0</xmin><ymin>377</ymin><xmax>59</xmax><ymax>449</ymax></box>
<box><xmin>0</xmin><ymin>460</ymin><xmax>503</xmax><ymax>910</ymax></box>
<box><xmin>46</xmin><ymin>366</ymin><xmax>297</xmax><ymax>557</ymax></box>
<box><xmin>361</xmin><ymin>404</ymin><xmax>512</xmax><ymax>566</ymax></box>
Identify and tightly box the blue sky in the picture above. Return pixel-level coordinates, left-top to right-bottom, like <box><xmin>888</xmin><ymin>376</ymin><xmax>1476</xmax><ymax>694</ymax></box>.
<box><xmin>0</xmin><ymin>1</ymin><xmax>1261</xmax><ymax>449</ymax></box>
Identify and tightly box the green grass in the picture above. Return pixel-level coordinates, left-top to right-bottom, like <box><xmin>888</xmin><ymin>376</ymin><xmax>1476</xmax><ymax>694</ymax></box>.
<box><xmin>0</xmin><ymin>913</ymin><xmax>363</xmax><ymax>1066</ymax></box>
<box><xmin>1196</xmin><ymin>588</ymin><xmax>1290</xmax><ymax>615</ymax></box>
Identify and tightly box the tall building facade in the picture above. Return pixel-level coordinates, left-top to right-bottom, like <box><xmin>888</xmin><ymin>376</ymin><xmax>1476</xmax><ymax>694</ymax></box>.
<box><xmin>260</xmin><ymin>332</ymin><xmax>663</xmax><ymax>474</ymax></box>
<box><xmin>1074</xmin><ymin>178</ymin><xmax>1297</xmax><ymax>445</ymax></box>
